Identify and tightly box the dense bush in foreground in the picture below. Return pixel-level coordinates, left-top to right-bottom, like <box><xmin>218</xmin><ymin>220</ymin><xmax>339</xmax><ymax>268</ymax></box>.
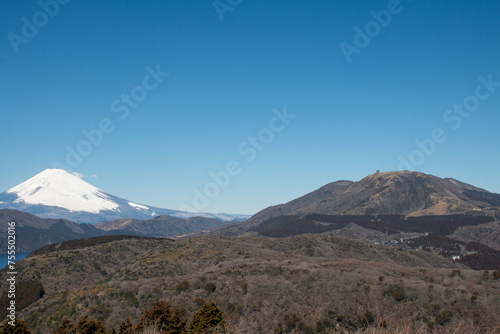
<box><xmin>49</xmin><ymin>300</ymin><xmax>225</xmax><ymax>334</ymax></box>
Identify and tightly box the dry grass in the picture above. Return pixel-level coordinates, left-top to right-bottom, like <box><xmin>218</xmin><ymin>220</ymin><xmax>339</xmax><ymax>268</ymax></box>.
<box><xmin>1</xmin><ymin>234</ymin><xmax>499</xmax><ymax>333</ymax></box>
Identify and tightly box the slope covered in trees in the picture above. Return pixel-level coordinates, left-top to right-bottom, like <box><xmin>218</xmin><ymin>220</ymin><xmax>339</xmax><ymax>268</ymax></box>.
<box><xmin>0</xmin><ymin>235</ymin><xmax>499</xmax><ymax>333</ymax></box>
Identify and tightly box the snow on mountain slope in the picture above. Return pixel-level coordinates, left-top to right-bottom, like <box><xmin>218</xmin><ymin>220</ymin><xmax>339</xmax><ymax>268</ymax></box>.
<box><xmin>6</xmin><ymin>169</ymin><xmax>118</xmax><ymax>213</ymax></box>
<box><xmin>128</xmin><ymin>202</ymin><xmax>149</xmax><ymax>210</ymax></box>
<box><xmin>0</xmin><ymin>169</ymin><xmax>250</xmax><ymax>224</ymax></box>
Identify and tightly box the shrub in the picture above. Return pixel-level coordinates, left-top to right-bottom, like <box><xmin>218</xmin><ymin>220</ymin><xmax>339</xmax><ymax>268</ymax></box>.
<box><xmin>0</xmin><ymin>319</ymin><xmax>32</xmax><ymax>334</ymax></box>
<box><xmin>241</xmin><ymin>282</ymin><xmax>248</xmax><ymax>294</ymax></box>
<box><xmin>176</xmin><ymin>280</ymin><xmax>189</xmax><ymax>292</ymax></box>
<box><xmin>315</xmin><ymin>318</ymin><xmax>334</xmax><ymax>333</ymax></box>
<box><xmin>135</xmin><ymin>301</ymin><xmax>186</xmax><ymax>333</ymax></box>
<box><xmin>55</xmin><ymin>316</ymin><xmax>108</xmax><ymax>334</ymax></box>
<box><xmin>89</xmin><ymin>304</ymin><xmax>111</xmax><ymax>320</ymax></box>
<box><xmin>187</xmin><ymin>302</ymin><xmax>225</xmax><ymax>333</ymax></box>
<box><xmin>77</xmin><ymin>317</ymin><xmax>108</xmax><ymax>334</ymax></box>
<box><xmin>435</xmin><ymin>309</ymin><xmax>454</xmax><ymax>326</ymax></box>
<box><xmin>277</xmin><ymin>313</ymin><xmax>314</xmax><ymax>334</ymax></box>
<box><xmin>360</xmin><ymin>310</ymin><xmax>375</xmax><ymax>327</ymax></box>
<box><xmin>118</xmin><ymin>317</ymin><xmax>134</xmax><ymax>334</ymax></box>
<box><xmin>54</xmin><ymin>319</ymin><xmax>74</xmax><ymax>334</ymax></box>
<box><xmin>204</xmin><ymin>283</ymin><xmax>216</xmax><ymax>294</ymax></box>
<box><xmin>315</xmin><ymin>309</ymin><xmax>338</xmax><ymax>333</ymax></box>
<box><xmin>482</xmin><ymin>270</ymin><xmax>489</xmax><ymax>279</ymax></box>
<box><xmin>122</xmin><ymin>290</ymin><xmax>135</xmax><ymax>299</ymax></box>
<box><xmin>382</xmin><ymin>284</ymin><xmax>406</xmax><ymax>302</ymax></box>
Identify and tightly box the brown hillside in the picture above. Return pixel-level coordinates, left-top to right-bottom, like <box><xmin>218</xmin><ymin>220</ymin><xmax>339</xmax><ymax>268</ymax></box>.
<box><xmin>1</xmin><ymin>235</ymin><xmax>499</xmax><ymax>333</ymax></box>
<box><xmin>217</xmin><ymin>171</ymin><xmax>499</xmax><ymax>235</ymax></box>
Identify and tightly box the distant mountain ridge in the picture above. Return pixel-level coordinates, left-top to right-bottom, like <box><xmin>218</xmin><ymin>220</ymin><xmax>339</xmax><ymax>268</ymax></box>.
<box><xmin>0</xmin><ymin>169</ymin><xmax>250</xmax><ymax>224</ymax></box>
<box><xmin>215</xmin><ymin>171</ymin><xmax>500</xmax><ymax>235</ymax></box>
<box><xmin>95</xmin><ymin>215</ymin><xmax>225</xmax><ymax>237</ymax></box>
<box><xmin>203</xmin><ymin>171</ymin><xmax>500</xmax><ymax>268</ymax></box>
<box><xmin>0</xmin><ymin>209</ymin><xmax>231</xmax><ymax>253</ymax></box>
<box><xmin>0</xmin><ymin>209</ymin><xmax>109</xmax><ymax>253</ymax></box>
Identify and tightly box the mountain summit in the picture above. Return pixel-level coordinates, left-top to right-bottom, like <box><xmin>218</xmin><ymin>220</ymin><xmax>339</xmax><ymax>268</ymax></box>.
<box><xmin>0</xmin><ymin>169</ymin><xmax>249</xmax><ymax>224</ymax></box>
<box><xmin>5</xmin><ymin>169</ymin><xmax>119</xmax><ymax>213</ymax></box>
<box><xmin>220</xmin><ymin>171</ymin><xmax>500</xmax><ymax>233</ymax></box>
<box><xmin>296</xmin><ymin>171</ymin><xmax>493</xmax><ymax>216</ymax></box>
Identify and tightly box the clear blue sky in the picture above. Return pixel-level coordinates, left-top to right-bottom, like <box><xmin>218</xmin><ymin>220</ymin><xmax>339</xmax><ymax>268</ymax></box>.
<box><xmin>1</xmin><ymin>0</ymin><xmax>499</xmax><ymax>215</ymax></box>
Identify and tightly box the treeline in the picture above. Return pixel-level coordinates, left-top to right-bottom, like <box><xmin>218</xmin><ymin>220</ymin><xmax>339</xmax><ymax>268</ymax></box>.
<box><xmin>0</xmin><ymin>300</ymin><xmax>225</xmax><ymax>334</ymax></box>
<box><xmin>259</xmin><ymin>214</ymin><xmax>494</xmax><ymax>237</ymax></box>
<box><xmin>460</xmin><ymin>242</ymin><xmax>500</xmax><ymax>270</ymax></box>
<box><xmin>116</xmin><ymin>300</ymin><xmax>225</xmax><ymax>334</ymax></box>
<box><xmin>30</xmin><ymin>235</ymin><xmax>159</xmax><ymax>257</ymax></box>
<box><xmin>407</xmin><ymin>234</ymin><xmax>464</xmax><ymax>252</ymax></box>
<box><xmin>407</xmin><ymin>234</ymin><xmax>500</xmax><ymax>270</ymax></box>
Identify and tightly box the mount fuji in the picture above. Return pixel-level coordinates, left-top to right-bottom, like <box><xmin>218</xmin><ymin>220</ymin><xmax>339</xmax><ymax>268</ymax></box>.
<box><xmin>0</xmin><ymin>169</ymin><xmax>249</xmax><ymax>224</ymax></box>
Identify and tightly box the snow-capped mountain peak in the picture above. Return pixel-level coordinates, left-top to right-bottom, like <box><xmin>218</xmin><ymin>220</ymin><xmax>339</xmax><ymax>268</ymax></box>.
<box><xmin>0</xmin><ymin>169</ymin><xmax>250</xmax><ymax>224</ymax></box>
<box><xmin>6</xmin><ymin>169</ymin><xmax>118</xmax><ymax>213</ymax></box>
